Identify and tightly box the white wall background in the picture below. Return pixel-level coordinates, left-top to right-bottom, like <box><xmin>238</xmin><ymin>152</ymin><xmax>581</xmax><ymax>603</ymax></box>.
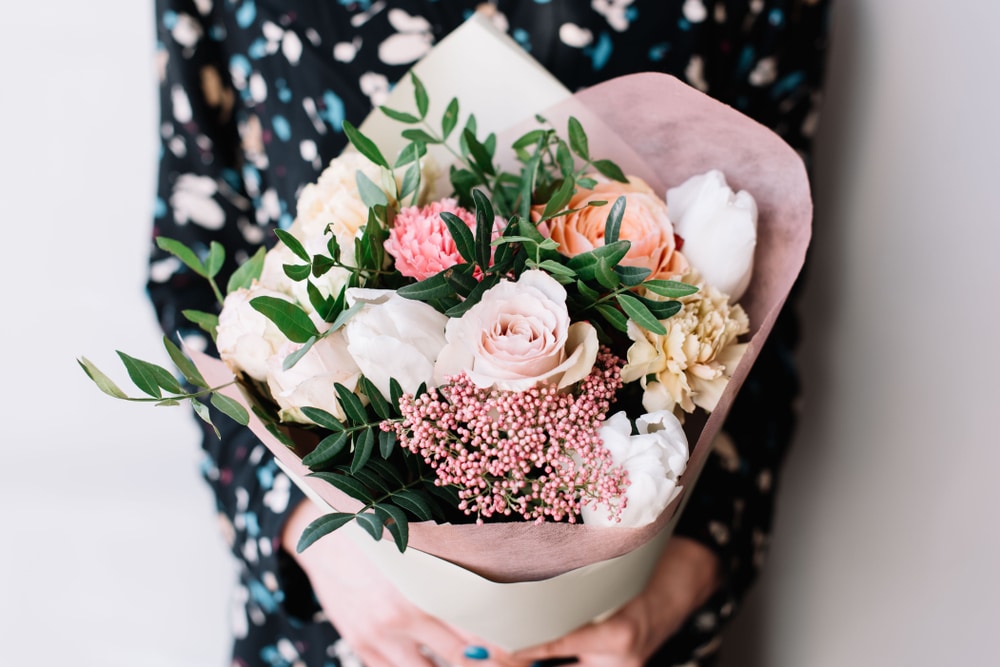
<box><xmin>0</xmin><ymin>1</ymin><xmax>996</xmax><ymax>666</ymax></box>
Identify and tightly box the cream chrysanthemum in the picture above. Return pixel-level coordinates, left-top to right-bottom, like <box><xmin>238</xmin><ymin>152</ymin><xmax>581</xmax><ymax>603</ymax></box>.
<box><xmin>621</xmin><ymin>272</ymin><xmax>749</xmax><ymax>415</ymax></box>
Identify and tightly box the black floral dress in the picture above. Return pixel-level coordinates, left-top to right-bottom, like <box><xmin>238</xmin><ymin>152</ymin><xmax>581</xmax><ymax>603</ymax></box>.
<box><xmin>148</xmin><ymin>2</ymin><xmax>831</xmax><ymax>665</ymax></box>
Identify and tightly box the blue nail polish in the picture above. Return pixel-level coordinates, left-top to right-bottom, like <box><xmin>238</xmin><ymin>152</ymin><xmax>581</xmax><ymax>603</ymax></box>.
<box><xmin>463</xmin><ymin>645</ymin><xmax>490</xmax><ymax>660</ymax></box>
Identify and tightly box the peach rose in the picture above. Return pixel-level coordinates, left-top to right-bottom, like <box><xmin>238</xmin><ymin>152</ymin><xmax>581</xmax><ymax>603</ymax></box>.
<box><xmin>537</xmin><ymin>175</ymin><xmax>688</xmax><ymax>280</ymax></box>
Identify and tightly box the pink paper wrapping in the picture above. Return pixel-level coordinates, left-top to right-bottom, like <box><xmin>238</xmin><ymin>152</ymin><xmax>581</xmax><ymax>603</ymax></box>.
<box><xmin>195</xmin><ymin>72</ymin><xmax>811</xmax><ymax>587</ymax></box>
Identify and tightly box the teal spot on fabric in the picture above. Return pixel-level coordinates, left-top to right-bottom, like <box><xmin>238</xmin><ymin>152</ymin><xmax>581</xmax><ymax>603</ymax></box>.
<box><xmin>248</xmin><ymin>580</ymin><xmax>283</xmax><ymax>613</ymax></box>
<box><xmin>276</xmin><ymin>78</ymin><xmax>292</xmax><ymax>103</ymax></box>
<box><xmin>249</xmin><ymin>37</ymin><xmax>268</xmax><ymax>59</ymax></box>
<box><xmin>769</xmin><ymin>8</ymin><xmax>785</xmax><ymax>26</ymax></box>
<box><xmin>279</xmin><ymin>212</ymin><xmax>293</xmax><ymax>230</ymax></box>
<box><xmin>154</xmin><ymin>198</ymin><xmax>167</xmax><ymax>218</ymax></box>
<box><xmin>678</xmin><ymin>17</ymin><xmax>691</xmax><ymax>31</ymax></box>
<box><xmin>771</xmin><ymin>71</ymin><xmax>805</xmax><ymax>98</ymax></box>
<box><xmin>532</xmin><ymin>0</ymin><xmax>552</xmax><ymax>4</ymax></box>
<box><xmin>738</xmin><ymin>46</ymin><xmax>756</xmax><ymax>75</ymax></box>
<box><xmin>245</xmin><ymin>512</ymin><xmax>261</xmax><ymax>537</ymax></box>
<box><xmin>321</xmin><ymin>91</ymin><xmax>346</xmax><ymax>131</ymax></box>
<box><xmin>236</xmin><ymin>1</ymin><xmax>257</xmax><ymax>29</ymax></box>
<box><xmin>584</xmin><ymin>32</ymin><xmax>613</xmax><ymax>71</ymax></box>
<box><xmin>242</xmin><ymin>165</ymin><xmax>261</xmax><ymax>193</ymax></box>
<box><xmin>210</xmin><ymin>25</ymin><xmax>226</xmax><ymax>41</ymax></box>
<box><xmin>513</xmin><ymin>28</ymin><xmax>531</xmax><ymax>51</ymax></box>
<box><xmin>257</xmin><ymin>463</ymin><xmax>275</xmax><ymax>488</ymax></box>
<box><xmin>230</xmin><ymin>54</ymin><xmax>252</xmax><ymax>79</ymax></box>
<box><xmin>222</xmin><ymin>168</ymin><xmax>241</xmax><ymax>190</ymax></box>
<box><xmin>162</xmin><ymin>10</ymin><xmax>178</xmax><ymax>29</ymax></box>
<box><xmin>272</xmin><ymin>115</ymin><xmax>291</xmax><ymax>141</ymax></box>
<box><xmin>649</xmin><ymin>42</ymin><xmax>670</xmax><ymax>62</ymax></box>
<box><xmin>626</xmin><ymin>6</ymin><xmax>638</xmax><ymax>21</ymax></box>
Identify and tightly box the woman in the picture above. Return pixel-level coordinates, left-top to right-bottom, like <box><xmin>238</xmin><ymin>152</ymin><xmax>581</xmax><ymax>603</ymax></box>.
<box><xmin>148</xmin><ymin>2</ymin><xmax>830</xmax><ymax>665</ymax></box>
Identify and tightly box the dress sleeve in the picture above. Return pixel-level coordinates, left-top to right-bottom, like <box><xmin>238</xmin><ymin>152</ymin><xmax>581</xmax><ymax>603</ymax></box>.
<box><xmin>149</xmin><ymin>0</ymin><xmax>310</xmax><ymax>619</ymax></box>
<box><xmin>665</xmin><ymin>0</ymin><xmax>830</xmax><ymax>652</ymax></box>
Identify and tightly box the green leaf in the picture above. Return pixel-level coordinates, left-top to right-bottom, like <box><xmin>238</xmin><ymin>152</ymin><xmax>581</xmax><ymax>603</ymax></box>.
<box><xmin>310</xmin><ymin>471</ymin><xmax>373</xmax><ymax>503</ymax></box>
<box><xmin>638</xmin><ymin>298</ymin><xmax>683</xmax><ymax>320</ymax></box>
<box><xmin>395</xmin><ymin>141</ymin><xmax>427</xmax><ymax>168</ymax></box>
<box><xmin>366</xmin><ymin>458</ymin><xmax>406</xmax><ymax>487</ymax></box>
<box><xmin>156</xmin><ymin>237</ymin><xmax>206</xmax><ymax>277</ymax></box>
<box><xmin>182</xmin><ymin>310</ymin><xmax>219</xmax><ymax>339</ymax></box>
<box><xmin>359</xmin><ymin>376</ymin><xmax>392</xmax><ymax>420</ymax></box>
<box><xmin>378</xmin><ymin>106</ymin><xmax>421</xmax><ymax>124</ymax></box>
<box><xmin>556</xmin><ymin>140</ymin><xmax>574</xmax><ymax>178</ymax></box>
<box><xmin>77</xmin><ymin>357</ymin><xmax>129</xmax><ymax>399</ymax></box>
<box><xmin>210</xmin><ymin>392</ymin><xmax>250</xmax><ymax>426</ymax></box>
<box><xmin>533</xmin><ymin>259</ymin><xmax>577</xmax><ymax>277</ymax></box>
<box><xmin>249</xmin><ymin>296</ymin><xmax>320</xmax><ymax>343</ymax></box>
<box><xmin>274</xmin><ymin>229</ymin><xmax>310</xmax><ymax>262</ymax></box>
<box><xmin>473</xmin><ymin>189</ymin><xmax>494</xmax><ymax>270</ymax></box>
<box><xmin>595</xmin><ymin>303</ymin><xmax>629</xmax><ymax>333</ymax></box>
<box><xmin>352</xmin><ymin>468</ymin><xmax>391</xmax><ymax>496</ymax></box>
<box><xmin>376</xmin><ymin>503</ymin><xmax>410</xmax><ymax>552</ymax></box>
<box><xmin>283</xmin><ymin>263</ymin><xmax>312</xmax><ymax>282</ymax></box>
<box><xmin>206</xmin><ymin>242</ymin><xmax>225</xmax><ymax>278</ymax></box>
<box><xmin>615</xmin><ymin>265</ymin><xmax>652</xmax><ymax>287</ymax></box>
<box><xmin>441</xmin><ymin>97</ymin><xmax>459</xmax><ymax>139</ymax></box>
<box><xmin>540</xmin><ymin>177</ymin><xmax>576</xmax><ymax>221</ymax></box>
<box><xmin>401</xmin><ymin>128</ymin><xmax>441</xmax><ymax>145</ymax></box>
<box><xmin>643</xmin><ymin>280</ymin><xmax>700</xmax><ymax>298</ymax></box>
<box><xmin>576</xmin><ymin>280</ymin><xmax>601</xmax><ymax>302</ymax></box>
<box><xmin>389</xmin><ymin>377</ymin><xmax>404</xmax><ymax>410</ymax></box>
<box><xmin>301</xmin><ymin>431</ymin><xmax>350</xmax><ymax>469</ymax></box>
<box><xmin>281</xmin><ymin>335</ymin><xmax>316</xmax><ymax>371</ymax></box>
<box><xmin>463</xmin><ymin>128</ymin><xmax>495</xmax><ymax>177</ymax></box>
<box><xmin>116</xmin><ymin>351</ymin><xmax>183</xmax><ymax>398</ymax></box>
<box><xmin>328</xmin><ymin>299</ymin><xmax>364</xmax><ymax>332</ymax></box>
<box><xmin>444</xmin><ymin>273</ymin><xmax>499</xmax><ymax>318</ymax></box>
<box><xmin>300</xmin><ymin>407</ymin><xmax>346</xmax><ymax>431</ymax></box>
<box><xmin>296</xmin><ymin>512</ymin><xmax>354</xmax><ymax>552</ymax></box>
<box><xmin>227</xmin><ymin>246</ymin><xmax>266</xmax><ymax>293</ymax></box>
<box><xmin>334</xmin><ymin>383</ymin><xmax>369</xmax><ymax>425</ymax></box>
<box><xmin>592</xmin><ymin>159</ymin><xmax>628</xmax><ymax>183</ymax></box>
<box><xmin>342</xmin><ymin>120</ymin><xmax>389</xmax><ymax>168</ymax></box>
<box><xmin>399</xmin><ymin>162</ymin><xmax>421</xmax><ymax>201</ymax></box>
<box><xmin>191</xmin><ymin>399</ymin><xmax>220</xmax><ymax>438</ymax></box>
<box><xmin>351</xmin><ymin>427</ymin><xmax>376</xmax><ymax>473</ymax></box>
<box><xmin>379</xmin><ymin>430</ymin><xmax>396</xmax><ymax>459</ymax></box>
<box><xmin>512</xmin><ymin>128</ymin><xmax>548</xmax><ymax>150</ymax></box>
<box><xmin>567</xmin><ymin>116</ymin><xmax>589</xmax><ymax>160</ymax></box>
<box><xmin>440</xmin><ymin>211</ymin><xmax>476</xmax><ymax>264</ymax></box>
<box><xmin>356</xmin><ymin>170</ymin><xmax>389</xmax><ymax>208</ymax></box>
<box><xmin>604</xmin><ymin>195</ymin><xmax>626</xmax><ymax>245</ymax></box>
<box><xmin>396</xmin><ymin>270</ymin><xmax>454</xmax><ymax>301</ymax></box>
<box><xmin>616</xmin><ymin>293</ymin><xmax>667</xmax><ymax>335</ymax></box>
<box><xmin>161</xmin><ymin>336</ymin><xmax>208</xmax><ymax>388</ymax></box>
<box><xmin>594</xmin><ymin>258</ymin><xmax>619</xmax><ymax>290</ymax></box>
<box><xmin>354</xmin><ymin>511</ymin><xmax>385</xmax><ymax>541</ymax></box>
<box><xmin>411</xmin><ymin>72</ymin><xmax>429</xmax><ymax>118</ymax></box>
<box><xmin>391</xmin><ymin>489</ymin><xmax>434</xmax><ymax>521</ymax></box>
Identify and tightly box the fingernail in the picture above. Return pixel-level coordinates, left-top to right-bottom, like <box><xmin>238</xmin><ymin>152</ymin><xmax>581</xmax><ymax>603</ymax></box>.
<box><xmin>463</xmin><ymin>645</ymin><xmax>490</xmax><ymax>660</ymax></box>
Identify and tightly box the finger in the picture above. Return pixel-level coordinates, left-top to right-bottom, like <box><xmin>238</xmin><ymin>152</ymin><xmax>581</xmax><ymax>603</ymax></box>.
<box><xmin>513</xmin><ymin>618</ymin><xmax>634</xmax><ymax>661</ymax></box>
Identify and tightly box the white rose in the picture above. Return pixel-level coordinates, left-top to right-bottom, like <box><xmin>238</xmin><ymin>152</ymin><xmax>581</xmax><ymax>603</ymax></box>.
<box><xmin>667</xmin><ymin>169</ymin><xmax>757</xmax><ymax>300</ymax></box>
<box><xmin>582</xmin><ymin>410</ymin><xmax>689</xmax><ymax>528</ymax></box>
<box><xmin>293</xmin><ymin>151</ymin><xmax>385</xmax><ymax>250</ymax></box>
<box><xmin>433</xmin><ymin>270</ymin><xmax>599</xmax><ymax>391</ymax></box>
<box><xmin>344</xmin><ymin>288</ymin><xmax>449</xmax><ymax>398</ymax></box>
<box><xmin>216</xmin><ymin>286</ymin><xmax>293</xmax><ymax>382</ymax></box>
<box><xmin>265</xmin><ymin>331</ymin><xmax>362</xmax><ymax>425</ymax></box>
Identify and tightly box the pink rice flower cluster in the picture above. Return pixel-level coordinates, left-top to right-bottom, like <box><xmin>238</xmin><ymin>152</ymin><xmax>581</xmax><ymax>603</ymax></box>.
<box><xmin>384</xmin><ymin>198</ymin><xmax>476</xmax><ymax>281</ymax></box>
<box><xmin>386</xmin><ymin>349</ymin><xmax>630</xmax><ymax>523</ymax></box>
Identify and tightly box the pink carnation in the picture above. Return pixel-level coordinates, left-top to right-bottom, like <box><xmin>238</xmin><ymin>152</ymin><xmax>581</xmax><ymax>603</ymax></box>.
<box><xmin>385</xmin><ymin>198</ymin><xmax>476</xmax><ymax>281</ymax></box>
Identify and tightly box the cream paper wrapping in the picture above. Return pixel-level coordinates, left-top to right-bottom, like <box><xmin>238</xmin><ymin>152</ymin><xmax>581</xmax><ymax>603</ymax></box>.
<box><xmin>191</xmin><ymin>12</ymin><xmax>812</xmax><ymax>654</ymax></box>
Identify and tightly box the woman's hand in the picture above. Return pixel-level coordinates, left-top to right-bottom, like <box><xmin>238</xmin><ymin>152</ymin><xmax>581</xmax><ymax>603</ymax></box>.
<box><xmin>512</xmin><ymin>537</ymin><xmax>721</xmax><ymax>667</ymax></box>
<box><xmin>282</xmin><ymin>500</ymin><xmax>527</xmax><ymax>667</ymax></box>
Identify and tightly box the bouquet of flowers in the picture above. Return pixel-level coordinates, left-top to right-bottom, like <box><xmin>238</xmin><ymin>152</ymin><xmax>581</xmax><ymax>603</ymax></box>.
<box><xmin>80</xmin><ymin>16</ymin><xmax>810</xmax><ymax>650</ymax></box>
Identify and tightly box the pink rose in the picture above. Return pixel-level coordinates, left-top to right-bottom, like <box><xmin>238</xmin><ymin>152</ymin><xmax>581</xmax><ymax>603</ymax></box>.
<box><xmin>433</xmin><ymin>270</ymin><xmax>599</xmax><ymax>392</ymax></box>
<box><xmin>385</xmin><ymin>198</ymin><xmax>497</xmax><ymax>281</ymax></box>
<box><xmin>536</xmin><ymin>175</ymin><xmax>689</xmax><ymax>280</ymax></box>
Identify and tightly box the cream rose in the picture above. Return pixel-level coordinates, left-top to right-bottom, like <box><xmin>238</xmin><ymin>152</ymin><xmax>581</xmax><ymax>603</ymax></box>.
<box><xmin>582</xmin><ymin>410</ymin><xmax>689</xmax><ymax>528</ymax></box>
<box><xmin>538</xmin><ymin>175</ymin><xmax>688</xmax><ymax>280</ymax></box>
<box><xmin>667</xmin><ymin>169</ymin><xmax>757</xmax><ymax>301</ymax></box>
<box><xmin>344</xmin><ymin>288</ymin><xmax>449</xmax><ymax>398</ymax></box>
<box><xmin>433</xmin><ymin>270</ymin><xmax>599</xmax><ymax>391</ymax></box>
<box><xmin>215</xmin><ymin>285</ymin><xmax>294</xmax><ymax>382</ymax></box>
<box><xmin>265</xmin><ymin>331</ymin><xmax>362</xmax><ymax>425</ymax></box>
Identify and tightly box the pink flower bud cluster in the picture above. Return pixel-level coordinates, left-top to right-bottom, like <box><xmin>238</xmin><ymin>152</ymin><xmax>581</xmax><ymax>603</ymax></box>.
<box><xmin>386</xmin><ymin>349</ymin><xmax>630</xmax><ymax>523</ymax></box>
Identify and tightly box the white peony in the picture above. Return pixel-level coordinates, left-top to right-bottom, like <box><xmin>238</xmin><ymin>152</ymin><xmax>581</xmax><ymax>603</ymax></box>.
<box><xmin>582</xmin><ymin>410</ymin><xmax>689</xmax><ymax>528</ymax></box>
<box><xmin>265</xmin><ymin>331</ymin><xmax>362</xmax><ymax>425</ymax></box>
<box><xmin>667</xmin><ymin>169</ymin><xmax>757</xmax><ymax>301</ymax></box>
<box><xmin>433</xmin><ymin>270</ymin><xmax>599</xmax><ymax>391</ymax></box>
<box><xmin>343</xmin><ymin>288</ymin><xmax>449</xmax><ymax>398</ymax></box>
<box><xmin>215</xmin><ymin>286</ymin><xmax>294</xmax><ymax>382</ymax></box>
